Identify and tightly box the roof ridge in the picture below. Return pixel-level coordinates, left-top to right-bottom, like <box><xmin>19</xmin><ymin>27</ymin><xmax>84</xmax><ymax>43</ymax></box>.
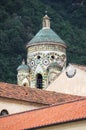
<box><xmin>0</xmin><ymin>96</ymin><xmax>86</xmax><ymax>119</ymax></box>
<box><xmin>0</xmin><ymin>82</ymin><xmax>84</xmax><ymax>105</ymax></box>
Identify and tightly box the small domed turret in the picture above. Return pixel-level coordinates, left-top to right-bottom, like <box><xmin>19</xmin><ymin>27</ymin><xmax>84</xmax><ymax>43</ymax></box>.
<box><xmin>17</xmin><ymin>60</ymin><xmax>30</xmax><ymax>87</ymax></box>
<box><xmin>17</xmin><ymin>59</ymin><xmax>30</xmax><ymax>72</ymax></box>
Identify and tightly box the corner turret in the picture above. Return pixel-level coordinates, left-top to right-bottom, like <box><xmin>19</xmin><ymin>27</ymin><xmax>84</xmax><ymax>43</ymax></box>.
<box><xmin>17</xmin><ymin>60</ymin><xmax>30</xmax><ymax>87</ymax></box>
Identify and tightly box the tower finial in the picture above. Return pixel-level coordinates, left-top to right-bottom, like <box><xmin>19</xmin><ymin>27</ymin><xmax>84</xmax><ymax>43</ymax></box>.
<box><xmin>45</xmin><ymin>10</ymin><xmax>48</xmax><ymax>15</ymax></box>
<box><xmin>42</xmin><ymin>12</ymin><xmax>50</xmax><ymax>29</ymax></box>
<box><xmin>22</xmin><ymin>59</ymin><xmax>25</xmax><ymax>65</ymax></box>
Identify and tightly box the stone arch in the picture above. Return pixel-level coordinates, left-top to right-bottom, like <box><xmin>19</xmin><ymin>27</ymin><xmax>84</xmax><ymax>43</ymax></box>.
<box><xmin>0</xmin><ymin>109</ymin><xmax>9</xmax><ymax>116</ymax></box>
<box><xmin>48</xmin><ymin>72</ymin><xmax>58</xmax><ymax>85</ymax></box>
<box><xmin>22</xmin><ymin>78</ymin><xmax>29</xmax><ymax>87</ymax></box>
<box><xmin>36</xmin><ymin>73</ymin><xmax>43</xmax><ymax>89</ymax></box>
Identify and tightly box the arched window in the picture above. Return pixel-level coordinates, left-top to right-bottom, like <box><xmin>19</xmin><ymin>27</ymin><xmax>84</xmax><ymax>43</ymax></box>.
<box><xmin>36</xmin><ymin>74</ymin><xmax>43</xmax><ymax>89</ymax></box>
<box><xmin>0</xmin><ymin>109</ymin><xmax>9</xmax><ymax>116</ymax></box>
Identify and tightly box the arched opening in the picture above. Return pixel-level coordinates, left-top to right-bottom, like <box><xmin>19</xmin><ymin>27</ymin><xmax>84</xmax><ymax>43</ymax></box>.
<box><xmin>0</xmin><ymin>109</ymin><xmax>9</xmax><ymax>116</ymax></box>
<box><xmin>22</xmin><ymin>78</ymin><xmax>29</xmax><ymax>87</ymax></box>
<box><xmin>36</xmin><ymin>74</ymin><xmax>43</xmax><ymax>89</ymax></box>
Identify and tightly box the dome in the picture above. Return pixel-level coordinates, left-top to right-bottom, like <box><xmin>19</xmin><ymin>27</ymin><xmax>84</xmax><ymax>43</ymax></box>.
<box><xmin>27</xmin><ymin>28</ymin><xmax>65</xmax><ymax>47</ymax></box>
<box><xmin>17</xmin><ymin>60</ymin><xmax>30</xmax><ymax>72</ymax></box>
<box><xmin>26</xmin><ymin>14</ymin><xmax>66</xmax><ymax>48</ymax></box>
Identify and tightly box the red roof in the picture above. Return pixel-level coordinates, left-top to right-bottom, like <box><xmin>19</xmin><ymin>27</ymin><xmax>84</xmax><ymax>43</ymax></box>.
<box><xmin>0</xmin><ymin>82</ymin><xmax>83</xmax><ymax>105</ymax></box>
<box><xmin>0</xmin><ymin>98</ymin><xmax>86</xmax><ymax>130</ymax></box>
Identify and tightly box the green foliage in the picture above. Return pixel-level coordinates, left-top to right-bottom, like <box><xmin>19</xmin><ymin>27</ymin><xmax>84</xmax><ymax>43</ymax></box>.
<box><xmin>0</xmin><ymin>0</ymin><xmax>86</xmax><ymax>83</ymax></box>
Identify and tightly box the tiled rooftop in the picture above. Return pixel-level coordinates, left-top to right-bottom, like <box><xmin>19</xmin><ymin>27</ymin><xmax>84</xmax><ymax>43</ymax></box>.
<box><xmin>0</xmin><ymin>98</ymin><xmax>86</xmax><ymax>130</ymax></box>
<box><xmin>0</xmin><ymin>82</ymin><xmax>84</xmax><ymax>105</ymax></box>
<box><xmin>26</xmin><ymin>14</ymin><xmax>66</xmax><ymax>47</ymax></box>
<box><xmin>27</xmin><ymin>28</ymin><xmax>65</xmax><ymax>46</ymax></box>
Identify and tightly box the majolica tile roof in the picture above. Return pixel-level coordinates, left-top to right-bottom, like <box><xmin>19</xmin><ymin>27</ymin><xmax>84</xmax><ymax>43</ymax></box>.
<box><xmin>27</xmin><ymin>28</ymin><xmax>65</xmax><ymax>47</ymax></box>
<box><xmin>17</xmin><ymin>63</ymin><xmax>30</xmax><ymax>71</ymax></box>
<box><xmin>0</xmin><ymin>82</ymin><xmax>84</xmax><ymax>105</ymax></box>
<box><xmin>0</xmin><ymin>98</ymin><xmax>86</xmax><ymax>130</ymax></box>
<box><xmin>17</xmin><ymin>59</ymin><xmax>30</xmax><ymax>71</ymax></box>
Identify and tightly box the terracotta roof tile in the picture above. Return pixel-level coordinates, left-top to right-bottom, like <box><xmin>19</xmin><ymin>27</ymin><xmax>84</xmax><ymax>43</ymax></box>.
<box><xmin>0</xmin><ymin>98</ymin><xmax>86</xmax><ymax>130</ymax></box>
<box><xmin>0</xmin><ymin>82</ymin><xmax>84</xmax><ymax>105</ymax></box>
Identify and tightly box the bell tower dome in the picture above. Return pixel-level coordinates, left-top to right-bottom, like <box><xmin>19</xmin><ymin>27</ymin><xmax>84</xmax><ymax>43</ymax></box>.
<box><xmin>26</xmin><ymin>14</ymin><xmax>67</xmax><ymax>89</ymax></box>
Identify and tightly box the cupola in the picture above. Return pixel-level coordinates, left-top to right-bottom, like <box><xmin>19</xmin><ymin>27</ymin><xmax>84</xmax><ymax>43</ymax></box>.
<box><xmin>17</xmin><ymin>60</ymin><xmax>30</xmax><ymax>72</ymax></box>
<box><xmin>42</xmin><ymin>14</ymin><xmax>50</xmax><ymax>29</ymax></box>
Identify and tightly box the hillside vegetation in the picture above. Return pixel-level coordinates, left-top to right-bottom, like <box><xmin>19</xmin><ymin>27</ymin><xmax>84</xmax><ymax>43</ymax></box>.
<box><xmin>0</xmin><ymin>0</ymin><xmax>86</xmax><ymax>83</ymax></box>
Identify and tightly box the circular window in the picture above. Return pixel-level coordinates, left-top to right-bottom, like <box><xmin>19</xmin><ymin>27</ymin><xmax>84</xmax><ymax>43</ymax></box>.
<box><xmin>43</xmin><ymin>59</ymin><xmax>49</xmax><ymax>66</ymax></box>
<box><xmin>37</xmin><ymin>55</ymin><xmax>41</xmax><ymax>59</ymax></box>
<box><xmin>30</xmin><ymin>60</ymin><xmax>35</xmax><ymax>67</ymax></box>
<box><xmin>66</xmin><ymin>66</ymin><xmax>76</xmax><ymax>78</ymax></box>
